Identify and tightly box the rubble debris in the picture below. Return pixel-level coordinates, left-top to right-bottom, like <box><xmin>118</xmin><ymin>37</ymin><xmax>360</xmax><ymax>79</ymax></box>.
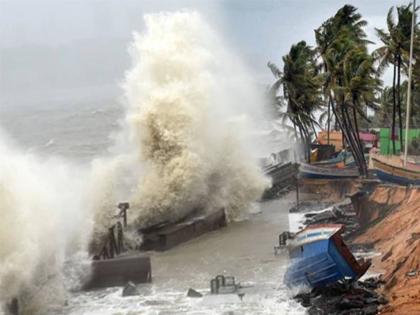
<box><xmin>297</xmin><ymin>202</ymin><xmax>365</xmax><ymax>240</ymax></box>
<box><xmin>122</xmin><ymin>281</ymin><xmax>139</xmax><ymax>297</ymax></box>
<box><xmin>287</xmin><ymin>188</ymin><xmax>387</xmax><ymax>313</ymax></box>
<box><xmin>187</xmin><ymin>288</ymin><xmax>203</xmax><ymax>298</ymax></box>
<box><xmin>406</xmin><ymin>270</ymin><xmax>418</xmax><ymax>277</ymax></box>
<box><xmin>349</xmin><ymin>243</ymin><xmax>375</xmax><ymax>253</ymax></box>
<box><xmin>289</xmin><ymin>200</ymin><xmax>334</xmax><ymax>213</ymax></box>
<box><xmin>381</xmin><ymin>248</ymin><xmax>393</xmax><ymax>262</ymax></box>
<box><xmin>210</xmin><ymin>275</ymin><xmax>239</xmax><ymax>294</ymax></box>
<box><xmin>293</xmin><ymin>278</ymin><xmax>388</xmax><ymax>315</ymax></box>
<box><xmin>411</xmin><ymin>232</ymin><xmax>420</xmax><ymax>240</ymax></box>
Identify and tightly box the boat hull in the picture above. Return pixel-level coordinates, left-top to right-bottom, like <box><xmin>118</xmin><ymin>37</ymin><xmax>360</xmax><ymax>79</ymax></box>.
<box><xmin>284</xmin><ymin>225</ymin><xmax>370</xmax><ymax>288</ymax></box>
<box><xmin>299</xmin><ymin>163</ymin><xmax>359</xmax><ymax>179</ymax></box>
<box><xmin>263</xmin><ymin>162</ymin><xmax>297</xmax><ymax>185</ymax></box>
<box><xmin>285</xmin><ymin>239</ymin><xmax>355</xmax><ymax>288</ymax></box>
<box><xmin>375</xmin><ymin>169</ymin><xmax>420</xmax><ymax>186</ymax></box>
<box><xmin>371</xmin><ymin>155</ymin><xmax>420</xmax><ymax>186</ymax></box>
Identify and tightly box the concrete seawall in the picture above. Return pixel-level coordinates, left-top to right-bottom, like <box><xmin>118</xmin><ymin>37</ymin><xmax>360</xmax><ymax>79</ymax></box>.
<box><xmin>83</xmin><ymin>255</ymin><xmax>152</xmax><ymax>290</ymax></box>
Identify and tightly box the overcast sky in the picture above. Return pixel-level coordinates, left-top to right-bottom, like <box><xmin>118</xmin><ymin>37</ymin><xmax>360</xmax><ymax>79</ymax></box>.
<box><xmin>0</xmin><ymin>0</ymin><xmax>409</xmax><ymax>107</ymax></box>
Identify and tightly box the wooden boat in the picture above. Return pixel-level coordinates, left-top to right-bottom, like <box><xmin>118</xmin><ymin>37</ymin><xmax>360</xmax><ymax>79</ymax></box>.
<box><xmin>299</xmin><ymin>163</ymin><xmax>359</xmax><ymax>179</ymax></box>
<box><xmin>313</xmin><ymin>151</ymin><xmax>353</xmax><ymax>166</ymax></box>
<box><xmin>374</xmin><ymin>4</ymin><xmax>420</xmax><ymax>186</ymax></box>
<box><xmin>371</xmin><ymin>154</ymin><xmax>420</xmax><ymax>186</ymax></box>
<box><xmin>263</xmin><ymin>161</ymin><xmax>298</xmax><ymax>185</ymax></box>
<box><xmin>283</xmin><ymin>224</ymin><xmax>370</xmax><ymax>288</ymax></box>
<box><xmin>402</xmin><ymin>155</ymin><xmax>420</xmax><ymax>171</ymax></box>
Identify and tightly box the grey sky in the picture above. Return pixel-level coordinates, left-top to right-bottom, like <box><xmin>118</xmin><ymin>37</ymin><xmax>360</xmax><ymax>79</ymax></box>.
<box><xmin>0</xmin><ymin>0</ymin><xmax>408</xmax><ymax>108</ymax></box>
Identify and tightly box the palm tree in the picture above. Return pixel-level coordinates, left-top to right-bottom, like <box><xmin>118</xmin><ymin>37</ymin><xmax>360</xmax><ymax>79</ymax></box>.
<box><xmin>315</xmin><ymin>5</ymin><xmax>376</xmax><ymax>176</ymax></box>
<box><xmin>374</xmin><ymin>86</ymin><xmax>395</xmax><ymax>127</ymax></box>
<box><xmin>315</xmin><ymin>5</ymin><xmax>368</xmax><ymax>143</ymax></box>
<box><xmin>340</xmin><ymin>46</ymin><xmax>381</xmax><ymax>175</ymax></box>
<box><xmin>268</xmin><ymin>41</ymin><xmax>323</xmax><ymax>162</ymax></box>
<box><xmin>374</xmin><ymin>4</ymin><xmax>415</xmax><ymax>153</ymax></box>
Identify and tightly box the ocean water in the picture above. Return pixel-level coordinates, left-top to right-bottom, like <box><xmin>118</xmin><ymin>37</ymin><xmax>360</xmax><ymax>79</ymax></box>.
<box><xmin>55</xmin><ymin>197</ymin><xmax>305</xmax><ymax>315</ymax></box>
<box><xmin>0</xmin><ymin>11</ymin><xmax>299</xmax><ymax>315</ymax></box>
<box><xmin>0</xmin><ymin>98</ymin><xmax>122</xmax><ymax>163</ymax></box>
<box><xmin>0</xmin><ymin>100</ymin><xmax>303</xmax><ymax>314</ymax></box>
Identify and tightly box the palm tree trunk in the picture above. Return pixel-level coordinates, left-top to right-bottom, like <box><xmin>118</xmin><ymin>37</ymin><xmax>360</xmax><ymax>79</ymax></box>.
<box><xmin>392</xmin><ymin>58</ymin><xmax>397</xmax><ymax>154</ymax></box>
<box><xmin>329</xmin><ymin>93</ymin><xmax>364</xmax><ymax>176</ymax></box>
<box><xmin>343</xmin><ymin>105</ymin><xmax>365</xmax><ymax>176</ymax></box>
<box><xmin>330</xmin><ymin>96</ymin><xmax>351</xmax><ymax>156</ymax></box>
<box><xmin>327</xmin><ymin>97</ymin><xmax>331</xmax><ymax>144</ymax></box>
<box><xmin>336</xmin><ymin>89</ymin><xmax>366</xmax><ymax>177</ymax></box>
<box><xmin>352</xmin><ymin>104</ymin><xmax>367</xmax><ymax>176</ymax></box>
<box><xmin>295</xmin><ymin>118</ymin><xmax>309</xmax><ymax>163</ymax></box>
<box><xmin>397</xmin><ymin>53</ymin><xmax>403</xmax><ymax>152</ymax></box>
<box><xmin>301</xmin><ymin>123</ymin><xmax>311</xmax><ymax>163</ymax></box>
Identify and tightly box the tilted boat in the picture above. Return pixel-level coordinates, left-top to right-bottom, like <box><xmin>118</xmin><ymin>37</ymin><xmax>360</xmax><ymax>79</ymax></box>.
<box><xmin>283</xmin><ymin>224</ymin><xmax>370</xmax><ymax>288</ymax></box>
<box><xmin>371</xmin><ymin>154</ymin><xmax>420</xmax><ymax>186</ymax></box>
<box><xmin>299</xmin><ymin>163</ymin><xmax>359</xmax><ymax>179</ymax></box>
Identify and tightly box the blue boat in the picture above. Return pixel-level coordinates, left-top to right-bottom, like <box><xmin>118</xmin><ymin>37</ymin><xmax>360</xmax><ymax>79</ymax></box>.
<box><xmin>299</xmin><ymin>163</ymin><xmax>359</xmax><ymax>179</ymax></box>
<box><xmin>283</xmin><ymin>224</ymin><xmax>370</xmax><ymax>288</ymax></box>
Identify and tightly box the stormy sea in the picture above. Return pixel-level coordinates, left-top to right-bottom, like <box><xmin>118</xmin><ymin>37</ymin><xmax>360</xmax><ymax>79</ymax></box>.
<box><xmin>0</xmin><ymin>11</ymin><xmax>302</xmax><ymax>315</ymax></box>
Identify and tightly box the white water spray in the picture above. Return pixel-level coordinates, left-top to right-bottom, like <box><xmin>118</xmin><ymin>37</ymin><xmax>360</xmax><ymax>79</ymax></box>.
<box><xmin>0</xmin><ymin>132</ymin><xmax>91</xmax><ymax>315</ymax></box>
<box><xmin>96</xmin><ymin>11</ymin><xmax>269</xmax><ymax>229</ymax></box>
<box><xmin>0</xmin><ymin>10</ymin><xmax>270</xmax><ymax>314</ymax></box>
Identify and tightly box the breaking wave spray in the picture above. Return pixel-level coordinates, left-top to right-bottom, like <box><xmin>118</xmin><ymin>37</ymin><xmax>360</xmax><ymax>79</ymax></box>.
<box><xmin>0</xmin><ymin>133</ymin><xmax>92</xmax><ymax>315</ymax></box>
<box><xmin>91</xmin><ymin>11</ymin><xmax>269</xmax><ymax>235</ymax></box>
<box><xmin>0</xmin><ymin>10</ymin><xmax>269</xmax><ymax>314</ymax></box>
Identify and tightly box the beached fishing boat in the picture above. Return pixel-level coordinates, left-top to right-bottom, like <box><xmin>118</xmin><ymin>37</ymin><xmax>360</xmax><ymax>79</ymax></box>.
<box><xmin>371</xmin><ymin>154</ymin><xmax>420</xmax><ymax>185</ymax></box>
<box><xmin>371</xmin><ymin>3</ymin><xmax>420</xmax><ymax>186</ymax></box>
<box><xmin>263</xmin><ymin>161</ymin><xmax>297</xmax><ymax>185</ymax></box>
<box><xmin>313</xmin><ymin>151</ymin><xmax>353</xmax><ymax>166</ymax></box>
<box><xmin>283</xmin><ymin>224</ymin><xmax>370</xmax><ymax>288</ymax></box>
<box><xmin>299</xmin><ymin>163</ymin><xmax>359</xmax><ymax>179</ymax></box>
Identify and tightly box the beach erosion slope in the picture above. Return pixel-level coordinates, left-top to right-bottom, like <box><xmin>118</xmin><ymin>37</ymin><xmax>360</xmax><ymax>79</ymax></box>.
<box><xmin>355</xmin><ymin>186</ymin><xmax>420</xmax><ymax>314</ymax></box>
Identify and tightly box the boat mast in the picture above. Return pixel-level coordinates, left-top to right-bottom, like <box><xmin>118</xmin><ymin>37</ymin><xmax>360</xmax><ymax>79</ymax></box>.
<box><xmin>404</xmin><ymin>0</ymin><xmax>416</xmax><ymax>166</ymax></box>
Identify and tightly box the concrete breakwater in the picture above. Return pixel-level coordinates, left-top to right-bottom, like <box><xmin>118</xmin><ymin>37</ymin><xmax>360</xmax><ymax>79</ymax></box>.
<box><xmin>140</xmin><ymin>209</ymin><xmax>226</xmax><ymax>251</ymax></box>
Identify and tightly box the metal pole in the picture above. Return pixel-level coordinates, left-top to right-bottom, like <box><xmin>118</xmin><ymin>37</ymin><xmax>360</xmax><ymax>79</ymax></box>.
<box><xmin>404</xmin><ymin>0</ymin><xmax>416</xmax><ymax>166</ymax></box>
<box><xmin>295</xmin><ymin>174</ymin><xmax>299</xmax><ymax>211</ymax></box>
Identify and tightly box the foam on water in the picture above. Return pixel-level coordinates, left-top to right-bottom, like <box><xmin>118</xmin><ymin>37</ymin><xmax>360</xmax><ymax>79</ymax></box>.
<box><xmin>0</xmin><ymin>132</ymin><xmax>92</xmax><ymax>314</ymax></box>
<box><xmin>88</xmin><ymin>11</ymin><xmax>270</xmax><ymax>237</ymax></box>
<box><xmin>58</xmin><ymin>196</ymin><xmax>305</xmax><ymax>315</ymax></box>
<box><xmin>0</xmin><ymin>10</ymin><xmax>293</xmax><ymax>315</ymax></box>
<box><xmin>59</xmin><ymin>285</ymin><xmax>305</xmax><ymax>315</ymax></box>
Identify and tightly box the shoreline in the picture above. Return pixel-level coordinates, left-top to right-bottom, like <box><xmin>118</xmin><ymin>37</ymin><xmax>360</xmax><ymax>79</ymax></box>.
<box><xmin>287</xmin><ymin>178</ymin><xmax>420</xmax><ymax>314</ymax></box>
<box><xmin>354</xmin><ymin>186</ymin><xmax>420</xmax><ymax>314</ymax></box>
